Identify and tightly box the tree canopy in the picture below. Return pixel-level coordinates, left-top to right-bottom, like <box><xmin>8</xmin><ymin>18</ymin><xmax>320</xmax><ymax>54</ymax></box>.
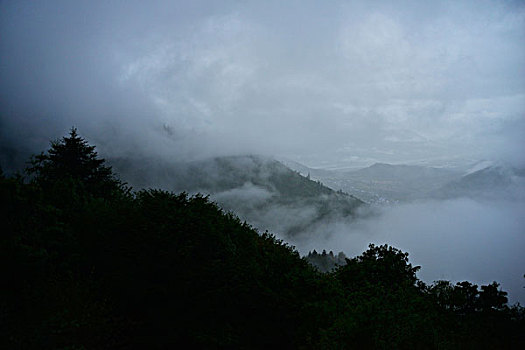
<box><xmin>27</xmin><ymin>127</ymin><xmax>123</xmax><ymax>201</ymax></box>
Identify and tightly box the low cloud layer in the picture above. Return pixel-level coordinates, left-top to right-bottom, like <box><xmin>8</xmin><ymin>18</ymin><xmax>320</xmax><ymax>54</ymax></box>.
<box><xmin>1</xmin><ymin>0</ymin><xmax>524</xmax><ymax>167</ymax></box>
<box><xmin>291</xmin><ymin>198</ymin><xmax>525</xmax><ymax>304</ymax></box>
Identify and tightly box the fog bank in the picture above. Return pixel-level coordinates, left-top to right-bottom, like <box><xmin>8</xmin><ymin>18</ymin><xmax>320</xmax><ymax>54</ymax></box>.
<box><xmin>292</xmin><ymin>198</ymin><xmax>525</xmax><ymax>304</ymax></box>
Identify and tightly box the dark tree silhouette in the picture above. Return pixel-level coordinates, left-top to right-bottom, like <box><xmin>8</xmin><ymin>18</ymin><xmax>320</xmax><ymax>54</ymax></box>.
<box><xmin>27</xmin><ymin>127</ymin><xmax>122</xmax><ymax>200</ymax></box>
<box><xmin>336</xmin><ymin>244</ymin><xmax>421</xmax><ymax>290</ymax></box>
<box><xmin>479</xmin><ymin>281</ymin><xmax>508</xmax><ymax>311</ymax></box>
<box><xmin>453</xmin><ymin>281</ymin><xmax>480</xmax><ymax>313</ymax></box>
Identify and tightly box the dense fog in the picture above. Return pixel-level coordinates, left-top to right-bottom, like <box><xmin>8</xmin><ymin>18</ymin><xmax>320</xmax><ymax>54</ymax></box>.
<box><xmin>291</xmin><ymin>198</ymin><xmax>525</xmax><ymax>304</ymax></box>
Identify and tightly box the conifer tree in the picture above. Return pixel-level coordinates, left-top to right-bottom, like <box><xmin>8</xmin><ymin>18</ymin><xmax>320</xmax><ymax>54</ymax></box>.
<box><xmin>27</xmin><ymin>127</ymin><xmax>122</xmax><ymax>200</ymax></box>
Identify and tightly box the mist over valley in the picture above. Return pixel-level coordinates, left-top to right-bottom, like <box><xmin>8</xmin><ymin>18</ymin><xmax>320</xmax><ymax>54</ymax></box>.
<box><xmin>108</xmin><ymin>153</ymin><xmax>525</xmax><ymax>304</ymax></box>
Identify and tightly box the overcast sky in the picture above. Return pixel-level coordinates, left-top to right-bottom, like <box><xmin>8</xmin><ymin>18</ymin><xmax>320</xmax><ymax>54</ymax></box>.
<box><xmin>1</xmin><ymin>0</ymin><xmax>524</xmax><ymax>168</ymax></box>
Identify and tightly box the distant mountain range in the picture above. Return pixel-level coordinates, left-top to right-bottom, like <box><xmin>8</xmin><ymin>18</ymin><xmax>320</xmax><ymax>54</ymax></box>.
<box><xmin>282</xmin><ymin>161</ymin><xmax>525</xmax><ymax>203</ymax></box>
<box><xmin>112</xmin><ymin>155</ymin><xmax>525</xmax><ymax>230</ymax></box>
<box><xmin>281</xmin><ymin>161</ymin><xmax>460</xmax><ymax>203</ymax></box>
<box><xmin>432</xmin><ymin>166</ymin><xmax>525</xmax><ymax>200</ymax></box>
<box><xmin>111</xmin><ymin>155</ymin><xmax>365</xmax><ymax>237</ymax></box>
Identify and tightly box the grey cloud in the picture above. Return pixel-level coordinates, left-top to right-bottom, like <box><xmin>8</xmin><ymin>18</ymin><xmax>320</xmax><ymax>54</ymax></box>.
<box><xmin>2</xmin><ymin>0</ymin><xmax>524</xmax><ymax>167</ymax></box>
<box><xmin>211</xmin><ymin>182</ymin><xmax>274</xmax><ymax>209</ymax></box>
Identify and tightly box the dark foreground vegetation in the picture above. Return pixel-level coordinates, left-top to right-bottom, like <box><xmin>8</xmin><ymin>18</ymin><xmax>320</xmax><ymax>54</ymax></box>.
<box><xmin>2</xmin><ymin>129</ymin><xmax>524</xmax><ymax>349</ymax></box>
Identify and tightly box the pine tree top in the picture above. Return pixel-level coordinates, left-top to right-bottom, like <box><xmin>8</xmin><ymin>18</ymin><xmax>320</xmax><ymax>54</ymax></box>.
<box><xmin>27</xmin><ymin>127</ymin><xmax>122</xmax><ymax>199</ymax></box>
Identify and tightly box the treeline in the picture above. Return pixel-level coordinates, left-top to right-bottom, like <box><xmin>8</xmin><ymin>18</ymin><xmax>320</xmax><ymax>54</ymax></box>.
<box><xmin>306</xmin><ymin>249</ymin><xmax>347</xmax><ymax>272</ymax></box>
<box><xmin>1</xmin><ymin>129</ymin><xmax>524</xmax><ymax>349</ymax></box>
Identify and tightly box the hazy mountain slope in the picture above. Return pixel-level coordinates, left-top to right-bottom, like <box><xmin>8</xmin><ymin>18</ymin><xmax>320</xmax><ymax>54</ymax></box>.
<box><xmin>276</xmin><ymin>157</ymin><xmax>336</xmax><ymax>178</ymax></box>
<box><xmin>433</xmin><ymin>166</ymin><xmax>525</xmax><ymax>200</ymax></box>
<box><xmin>110</xmin><ymin>155</ymin><xmax>365</xmax><ymax>237</ymax></box>
<box><xmin>345</xmin><ymin>163</ymin><xmax>462</xmax><ymax>201</ymax></box>
<box><xmin>283</xmin><ymin>161</ymin><xmax>462</xmax><ymax>204</ymax></box>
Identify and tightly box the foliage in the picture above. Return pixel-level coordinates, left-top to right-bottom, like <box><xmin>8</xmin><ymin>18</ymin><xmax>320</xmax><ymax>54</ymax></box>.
<box><xmin>2</xmin><ymin>129</ymin><xmax>524</xmax><ymax>349</ymax></box>
<box><xmin>306</xmin><ymin>249</ymin><xmax>347</xmax><ymax>272</ymax></box>
<box><xmin>26</xmin><ymin>127</ymin><xmax>124</xmax><ymax>203</ymax></box>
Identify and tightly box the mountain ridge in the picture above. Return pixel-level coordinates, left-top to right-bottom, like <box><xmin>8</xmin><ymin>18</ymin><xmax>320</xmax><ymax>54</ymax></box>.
<box><xmin>110</xmin><ymin>154</ymin><xmax>365</xmax><ymax>237</ymax></box>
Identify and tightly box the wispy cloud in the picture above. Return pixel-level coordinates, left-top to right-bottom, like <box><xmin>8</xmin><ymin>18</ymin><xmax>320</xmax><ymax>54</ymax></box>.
<box><xmin>1</xmin><ymin>0</ymin><xmax>524</xmax><ymax>166</ymax></box>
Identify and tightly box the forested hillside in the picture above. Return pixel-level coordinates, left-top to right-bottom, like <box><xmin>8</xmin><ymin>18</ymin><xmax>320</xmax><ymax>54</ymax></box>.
<box><xmin>2</xmin><ymin>129</ymin><xmax>524</xmax><ymax>349</ymax></box>
<box><xmin>111</xmin><ymin>154</ymin><xmax>364</xmax><ymax>237</ymax></box>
